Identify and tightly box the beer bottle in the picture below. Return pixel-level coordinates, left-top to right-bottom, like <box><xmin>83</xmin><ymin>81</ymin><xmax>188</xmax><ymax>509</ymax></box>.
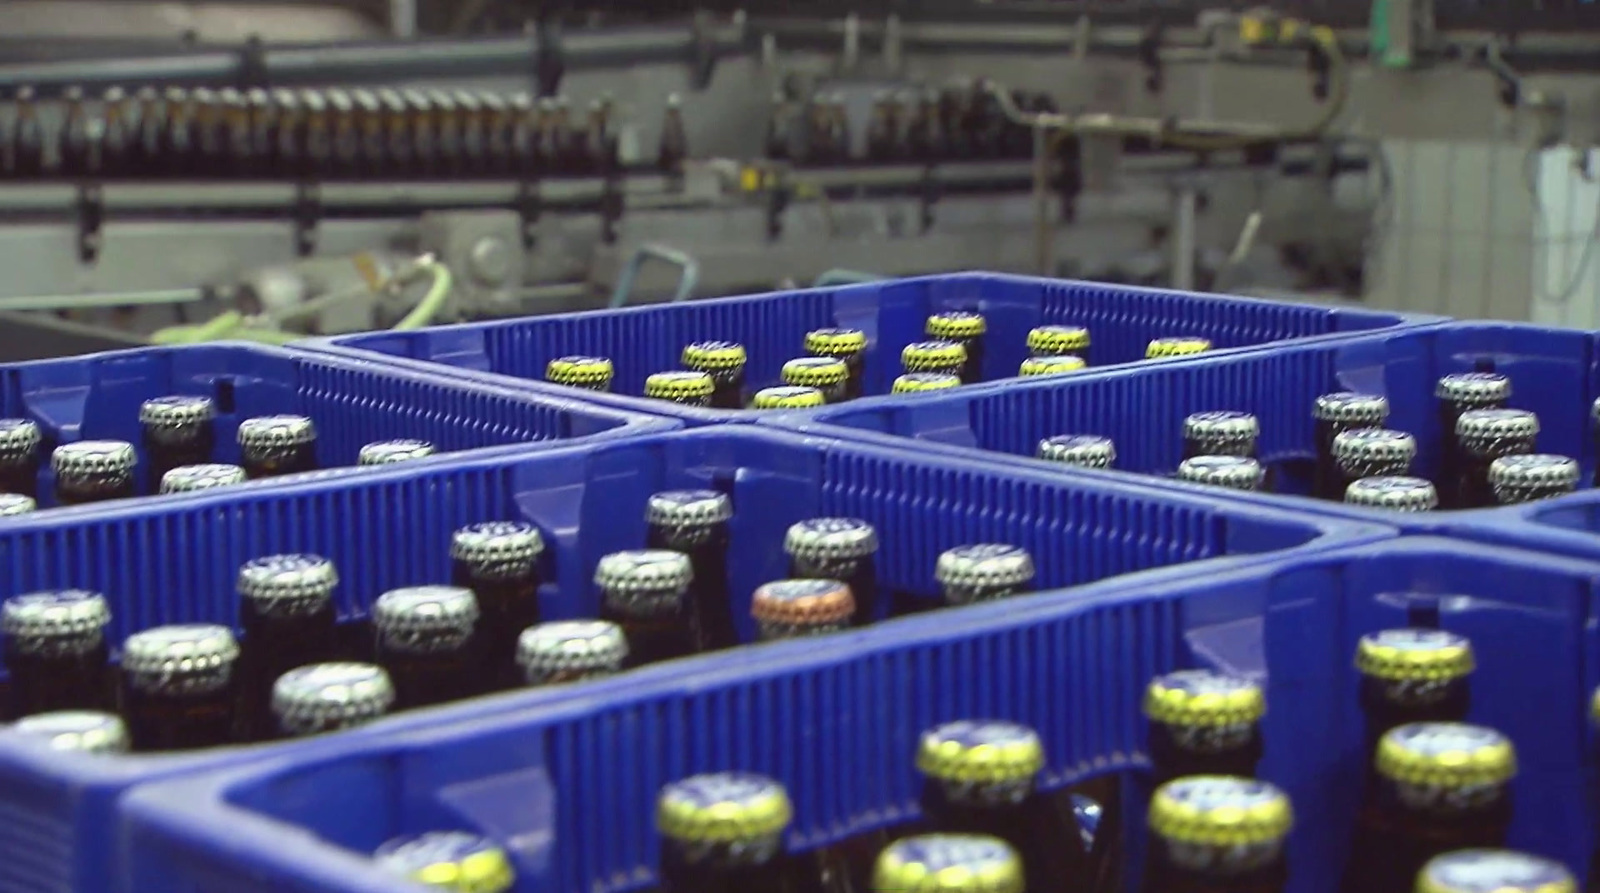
<box><xmin>644</xmin><ymin>371</ymin><xmax>715</xmax><ymax>408</ymax></box>
<box><xmin>1028</xmin><ymin>324</ymin><xmax>1092</xmax><ymax>366</ymax></box>
<box><xmin>658</xmin><ymin>94</ymin><xmax>688</xmax><ymax>183</ymax></box>
<box><xmin>357</xmin><ymin>439</ymin><xmax>437</xmax><ymax>466</ymax></box>
<box><xmin>751</xmin><ymin>386</ymin><xmax>826</xmax><ymax>410</ymax></box>
<box><xmin>12</xmin><ymin>709</ymin><xmax>128</xmax><ymax>754</ymax></box>
<box><xmin>784</xmin><ymin>517</ymin><xmax>880</xmax><ymax>626</ymax></box>
<box><xmin>450</xmin><ymin>521</ymin><xmax>545</xmax><ymax>690</ymax></box>
<box><xmin>751</xmin><ymin>579</ymin><xmax>854</xmax><ymax>641</ymax></box>
<box><xmin>516</xmin><ymin>620</ymin><xmax>627</xmax><ymax>686</ymax></box>
<box><xmin>1019</xmin><ymin>355</ymin><xmax>1087</xmax><ymax>378</ymax></box>
<box><xmin>804</xmin><ymin>328</ymin><xmax>869</xmax><ymax>400</ymax></box>
<box><xmin>1037</xmin><ymin>434</ymin><xmax>1116</xmax><ymax>470</ymax></box>
<box><xmin>300</xmin><ymin>90</ymin><xmax>332</xmax><ymax>179</ymax></box>
<box><xmin>1147</xmin><ymin>337</ymin><xmax>1212</xmax><ymax>359</ymax></box>
<box><xmin>482</xmin><ymin>92</ymin><xmax>513</xmax><ymax>176</ymax></box>
<box><xmin>901</xmin><ymin>340</ymin><xmax>967</xmax><ymax>378</ymax></box>
<box><xmin>236</xmin><ymin>554</ymin><xmax>339</xmax><ymax>739</ymax></box>
<box><xmin>192</xmin><ymin>87</ymin><xmax>226</xmax><ymax>176</ymax></box>
<box><xmin>1145</xmin><ymin>776</ymin><xmax>1292</xmax><ymax>893</ymax></box>
<box><xmin>1488</xmin><ymin>454</ymin><xmax>1579</xmax><ymax>506</ymax></box>
<box><xmin>221</xmin><ymin>89</ymin><xmax>253</xmax><ymax>177</ymax></box>
<box><xmin>681</xmin><ymin>342</ymin><xmax>748</xmax><ymax>410</ymax></box>
<box><xmin>372</xmin><ymin>585</ymin><xmax>481</xmax><ymax>711</ymax></box>
<box><xmin>133</xmin><ymin>86</ymin><xmax>162</xmax><ymax>174</ymax></box>
<box><xmin>1345</xmin><ymin>476</ymin><xmax>1439</xmax><ymax>512</ymax></box>
<box><xmin>1312</xmin><ymin>392</ymin><xmax>1390</xmax><ymax>500</ymax></box>
<box><xmin>1342</xmin><ymin>722</ymin><xmax>1516</xmax><ymax>893</ymax></box>
<box><xmin>1183</xmin><ymin>412</ymin><xmax>1259</xmax><ymax>460</ymax></box>
<box><xmin>935</xmin><ymin>545</ymin><xmax>1036</xmax><ymax>608</ymax></box>
<box><xmin>51</xmin><ymin>440</ymin><xmax>137</xmax><ymax>505</ymax></box>
<box><xmin>646</xmin><ymin>490</ymin><xmax>736</xmax><ymax>651</ymax></box>
<box><xmin>1178</xmin><ymin>455</ymin><xmax>1266</xmax><ymax>492</ymax></box>
<box><xmin>405</xmin><ymin>89</ymin><xmax>437</xmax><ymax>177</ymax></box>
<box><xmin>873</xmin><ymin>835</ymin><xmax>1023</xmax><ymax>893</ymax></box>
<box><xmin>101</xmin><ymin>87</ymin><xmax>132</xmax><ymax>177</ymax></box>
<box><xmin>655</xmin><ymin>772</ymin><xmax>817</xmax><ymax>893</ymax></box>
<box><xmin>139</xmin><ymin>395</ymin><xmax>216</xmax><ymax>490</ymax></box>
<box><xmin>1331</xmin><ymin>429</ymin><xmax>1418</xmax><ymax>498</ymax></box>
<box><xmin>353</xmin><ymin>90</ymin><xmax>385</xmax><ymax>176</ymax></box>
<box><xmin>1143</xmin><ymin>670</ymin><xmax>1266</xmax><ymax>786</ymax></box>
<box><xmin>1354</xmin><ymin>629</ymin><xmax>1473</xmax><ymax>770</ymax></box>
<box><xmin>377</xmin><ymin>88</ymin><xmax>411</xmax><ymax>176</ymax></box>
<box><xmin>120</xmin><ymin>624</ymin><xmax>241</xmax><ymax>751</ymax></box>
<box><xmin>866</xmin><ymin>91</ymin><xmax>895</xmax><ymax>162</ymax></box>
<box><xmin>59</xmin><ymin>86</ymin><xmax>91</xmax><ymax>176</ymax></box>
<box><xmin>237</xmin><ymin>414</ymin><xmax>317</xmax><ymax>478</ymax></box>
<box><xmin>246</xmin><ymin>88</ymin><xmax>275</xmax><ymax>176</ymax></box>
<box><xmin>1594</xmin><ymin>398</ymin><xmax>1600</xmax><ymax>489</ymax></box>
<box><xmin>1436</xmin><ymin>373</ymin><xmax>1510</xmax><ymax>505</ymax></box>
<box><xmin>160</xmin><ymin>87</ymin><xmax>194</xmax><ymax>172</ymax></box>
<box><xmin>1</xmin><ymin>589</ymin><xmax>112</xmax><ymax>717</ymax></box>
<box><xmin>781</xmin><ymin>356</ymin><xmax>850</xmax><ymax>404</ymax></box>
<box><xmin>373</xmin><ymin>831</ymin><xmax>515</xmax><ymax>892</ymax></box>
<box><xmin>454</xmin><ymin>90</ymin><xmax>487</xmax><ymax>175</ymax></box>
<box><xmin>917</xmin><ymin>720</ymin><xmax>1092</xmax><ymax>891</ymax></box>
<box><xmin>892</xmin><ymin>372</ymin><xmax>962</xmax><ymax>394</ymax></box>
<box><xmin>595</xmin><ymin>549</ymin><xmax>697</xmax><ymax>667</ymax></box>
<box><xmin>926</xmin><ymin>312</ymin><xmax>988</xmax><ymax>385</ymax></box>
<box><xmin>0</xmin><ymin>493</ymin><xmax>36</xmax><ymax>516</ymax></box>
<box><xmin>1417</xmin><ymin>850</ymin><xmax>1575</xmax><ymax>893</ymax></box>
<box><xmin>1452</xmin><ymin>409</ymin><xmax>1538</xmax><ymax>509</ymax></box>
<box><xmin>0</xmin><ymin>418</ymin><xmax>42</xmax><ymax>497</ymax></box>
<box><xmin>545</xmin><ymin>355</ymin><xmax>614</xmax><ymax>392</ymax></box>
<box><xmin>159</xmin><ymin>463</ymin><xmax>246</xmax><ymax>495</ymax></box>
<box><xmin>11</xmin><ymin>86</ymin><xmax>44</xmax><ymax>177</ymax></box>
<box><xmin>270</xmin><ymin>662</ymin><xmax>394</xmax><ymax>739</ymax></box>
<box><xmin>270</xmin><ymin>89</ymin><xmax>303</xmax><ymax>177</ymax></box>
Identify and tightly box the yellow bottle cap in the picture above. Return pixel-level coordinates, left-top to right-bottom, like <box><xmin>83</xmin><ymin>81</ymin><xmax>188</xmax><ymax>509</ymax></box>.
<box><xmin>1416</xmin><ymin>850</ymin><xmax>1577</xmax><ymax>893</ymax></box>
<box><xmin>1018</xmin><ymin>355</ymin><xmax>1087</xmax><ymax>377</ymax></box>
<box><xmin>872</xmin><ymin>834</ymin><xmax>1023</xmax><ymax>893</ymax></box>
<box><xmin>1355</xmin><ymin>628</ymin><xmax>1475</xmax><ymax>682</ymax></box>
<box><xmin>926</xmin><ymin>311</ymin><xmax>988</xmax><ymax>339</ymax></box>
<box><xmin>644</xmin><ymin>371</ymin><xmax>716</xmax><ymax>403</ymax></box>
<box><xmin>1147</xmin><ymin>776</ymin><xmax>1293</xmax><ymax>847</ymax></box>
<box><xmin>893</xmin><ymin>372</ymin><xmax>962</xmax><ymax>394</ymax></box>
<box><xmin>1147</xmin><ymin>336</ymin><xmax>1213</xmax><ymax>358</ymax></box>
<box><xmin>1027</xmin><ymin>325</ymin><xmax>1090</xmax><ymax>355</ymax></box>
<box><xmin>1143</xmin><ymin>670</ymin><xmax>1266</xmax><ymax>728</ymax></box>
<box><xmin>751</xmin><ymin>386</ymin><xmax>826</xmax><ymax>409</ymax></box>
<box><xmin>902</xmin><ymin>340</ymin><xmax>967</xmax><ymax>373</ymax></box>
<box><xmin>656</xmin><ymin>772</ymin><xmax>793</xmax><ymax>843</ymax></box>
<box><xmin>1376</xmin><ymin>722</ymin><xmax>1517</xmax><ymax>789</ymax></box>
<box><xmin>373</xmin><ymin>831</ymin><xmax>516</xmax><ymax>893</ymax></box>
<box><xmin>915</xmin><ymin>720</ymin><xmax>1044</xmax><ymax>784</ymax></box>
<box><xmin>1590</xmin><ymin>685</ymin><xmax>1600</xmax><ymax>725</ymax></box>
<box><xmin>681</xmin><ymin>340</ymin><xmax>748</xmax><ymax>372</ymax></box>
<box><xmin>545</xmin><ymin>355</ymin><xmax>614</xmax><ymax>388</ymax></box>
<box><xmin>782</xmin><ymin>356</ymin><xmax>850</xmax><ymax>388</ymax></box>
<box><xmin>805</xmin><ymin>327</ymin><xmax>868</xmax><ymax>357</ymax></box>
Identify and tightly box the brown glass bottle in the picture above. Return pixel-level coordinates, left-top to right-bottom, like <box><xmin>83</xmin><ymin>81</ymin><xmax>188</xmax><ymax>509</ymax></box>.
<box><xmin>1487</xmin><ymin>454</ymin><xmax>1580</xmax><ymax>506</ymax></box>
<box><xmin>644</xmin><ymin>371</ymin><xmax>716</xmax><ymax>408</ymax></box>
<box><xmin>1435</xmin><ymin>372</ymin><xmax>1510</xmax><ymax>507</ymax></box>
<box><xmin>59</xmin><ymin>86</ymin><xmax>91</xmax><ymax>176</ymax></box>
<box><xmin>902</xmin><ymin>340</ymin><xmax>967</xmax><ymax>380</ymax></box>
<box><xmin>1329</xmin><ymin>428</ymin><xmax>1417</xmax><ymax>498</ymax></box>
<box><xmin>52</xmin><ymin>440</ymin><xmax>138</xmax><ymax>505</ymax></box>
<box><xmin>0</xmin><ymin>493</ymin><xmax>36</xmax><ymax>517</ymax></box>
<box><xmin>1420</xmin><ymin>850</ymin><xmax>1576</xmax><ymax>893</ymax></box>
<box><xmin>1037</xmin><ymin>434</ymin><xmax>1116</xmax><ymax>471</ymax></box>
<box><xmin>1143</xmin><ymin>670</ymin><xmax>1266</xmax><ymax>788</ymax></box>
<box><xmin>158</xmin><ymin>463</ymin><xmax>247</xmax><ymax>495</ymax></box>
<box><xmin>646</xmin><ymin>491</ymin><xmax>736</xmax><ymax>651</ymax></box>
<box><xmin>784</xmin><ymin>517</ymin><xmax>880</xmax><ymax>626</ymax></box>
<box><xmin>13</xmin><ymin>709</ymin><xmax>128</xmax><ymax>754</ymax></box>
<box><xmin>1028</xmin><ymin>325</ymin><xmax>1092</xmax><ymax>366</ymax></box>
<box><xmin>1452</xmin><ymin>409</ymin><xmax>1538</xmax><ymax>510</ymax></box>
<box><xmin>804</xmin><ymin>328</ymin><xmax>869</xmax><ymax>400</ymax></box>
<box><xmin>750</xmin><ymin>579</ymin><xmax>854</xmax><ymax>641</ymax></box>
<box><xmin>357</xmin><ymin>439</ymin><xmax>436</xmax><ymax>466</ymax></box>
<box><xmin>873</xmin><ymin>835</ymin><xmax>1024</xmax><ymax>893</ymax></box>
<box><xmin>781</xmin><ymin>357</ymin><xmax>851</xmax><ymax>404</ymax></box>
<box><xmin>935</xmin><ymin>544</ymin><xmax>1036</xmax><ymax>610</ymax></box>
<box><xmin>926</xmin><ymin>312</ymin><xmax>988</xmax><ymax>384</ymax></box>
<box><xmin>1312</xmin><ymin>393</ymin><xmax>1391</xmax><ymax>500</ymax></box>
<box><xmin>0</xmin><ymin>418</ymin><xmax>43</xmax><ymax>498</ymax></box>
<box><xmin>373</xmin><ymin>585</ymin><xmax>482</xmax><ymax>711</ymax></box>
<box><xmin>270</xmin><ymin>662</ymin><xmax>394</xmax><ymax>739</ymax></box>
<box><xmin>516</xmin><ymin>620</ymin><xmax>628</xmax><ymax>687</ymax></box>
<box><xmin>681</xmin><ymin>342</ymin><xmax>748</xmax><ymax>410</ymax></box>
<box><xmin>139</xmin><ymin>395</ymin><xmax>217</xmax><ymax>491</ymax></box>
<box><xmin>237</xmin><ymin>414</ymin><xmax>317</xmax><ymax>479</ymax></box>
<box><xmin>1177</xmin><ymin>455</ymin><xmax>1267</xmax><ymax>492</ymax></box>
<box><xmin>374</xmin><ymin>831</ymin><xmax>516</xmax><ymax>892</ymax></box>
<box><xmin>1182</xmin><ymin>412</ymin><xmax>1259</xmax><ymax>461</ymax></box>
<box><xmin>1144</xmin><ymin>776</ymin><xmax>1292</xmax><ymax>893</ymax></box>
<box><xmin>545</xmin><ymin>355</ymin><xmax>615</xmax><ymax>392</ymax></box>
<box><xmin>595</xmin><ymin>549</ymin><xmax>697</xmax><ymax>668</ymax></box>
<box><xmin>120</xmin><ymin>624</ymin><xmax>241</xmax><ymax>751</ymax></box>
<box><xmin>11</xmin><ymin>86</ymin><xmax>45</xmax><ymax>177</ymax></box>
<box><xmin>655</xmin><ymin>772</ymin><xmax>822</xmax><ymax>893</ymax></box>
<box><xmin>235</xmin><ymin>554</ymin><xmax>339</xmax><ymax>740</ymax></box>
<box><xmin>451</xmin><ymin>521</ymin><xmax>545</xmax><ymax>690</ymax></box>
<box><xmin>1355</xmin><ymin>628</ymin><xmax>1474</xmax><ymax>769</ymax></box>
<box><xmin>1344</xmin><ymin>476</ymin><xmax>1439</xmax><ymax>512</ymax></box>
<box><xmin>1</xmin><ymin>590</ymin><xmax>112</xmax><ymax>718</ymax></box>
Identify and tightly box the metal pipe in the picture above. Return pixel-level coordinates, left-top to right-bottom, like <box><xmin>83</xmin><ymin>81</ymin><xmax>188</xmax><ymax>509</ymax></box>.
<box><xmin>0</xmin><ymin>287</ymin><xmax>204</xmax><ymax>312</ymax></box>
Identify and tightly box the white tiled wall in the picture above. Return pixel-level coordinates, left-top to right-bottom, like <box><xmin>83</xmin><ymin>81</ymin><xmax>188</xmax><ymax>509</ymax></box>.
<box><xmin>1531</xmin><ymin>146</ymin><xmax>1600</xmax><ymax>329</ymax></box>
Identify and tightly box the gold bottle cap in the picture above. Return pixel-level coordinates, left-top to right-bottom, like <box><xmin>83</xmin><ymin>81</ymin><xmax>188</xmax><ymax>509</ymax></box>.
<box><xmin>916</xmin><ymin>720</ymin><xmax>1044</xmax><ymax>784</ymax></box>
<box><xmin>752</xmin><ymin>386</ymin><xmax>826</xmax><ymax>409</ymax></box>
<box><xmin>872</xmin><ymin>835</ymin><xmax>1023</xmax><ymax>893</ymax></box>
<box><xmin>1018</xmin><ymin>355</ymin><xmax>1087</xmax><ymax>377</ymax></box>
<box><xmin>1416</xmin><ymin>850</ymin><xmax>1577</xmax><ymax>893</ymax></box>
<box><xmin>681</xmin><ymin>340</ymin><xmax>748</xmax><ymax>372</ymax></box>
<box><xmin>893</xmin><ymin>372</ymin><xmax>962</xmax><ymax>393</ymax></box>
<box><xmin>1027</xmin><ymin>325</ymin><xmax>1090</xmax><ymax>356</ymax></box>
<box><xmin>1375</xmin><ymin>722</ymin><xmax>1517</xmax><ymax>788</ymax></box>
<box><xmin>373</xmin><ymin>831</ymin><xmax>515</xmax><ymax>892</ymax></box>
<box><xmin>545</xmin><ymin>355</ymin><xmax>615</xmax><ymax>387</ymax></box>
<box><xmin>805</xmin><ymin>327</ymin><xmax>868</xmax><ymax>357</ymax></box>
<box><xmin>1143</xmin><ymin>670</ymin><xmax>1266</xmax><ymax>727</ymax></box>
<box><xmin>750</xmin><ymin>578</ymin><xmax>855</xmax><ymax>627</ymax></box>
<box><xmin>902</xmin><ymin>340</ymin><xmax>967</xmax><ymax>373</ymax></box>
<box><xmin>1355</xmin><ymin>628</ymin><xmax>1475</xmax><ymax>682</ymax></box>
<box><xmin>926</xmin><ymin>311</ymin><xmax>988</xmax><ymax>339</ymax></box>
<box><xmin>1148</xmin><ymin>776</ymin><xmax>1293</xmax><ymax>847</ymax></box>
<box><xmin>644</xmin><ymin>371</ymin><xmax>716</xmax><ymax>403</ymax></box>
<box><xmin>1147</xmin><ymin>336</ymin><xmax>1213</xmax><ymax>359</ymax></box>
<box><xmin>782</xmin><ymin>356</ymin><xmax>850</xmax><ymax>388</ymax></box>
<box><xmin>656</xmin><ymin>772</ymin><xmax>793</xmax><ymax>843</ymax></box>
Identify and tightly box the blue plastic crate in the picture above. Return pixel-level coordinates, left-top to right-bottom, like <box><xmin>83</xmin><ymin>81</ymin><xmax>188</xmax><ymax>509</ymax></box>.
<box><xmin>119</xmin><ymin>537</ymin><xmax>1598</xmax><ymax>893</ymax></box>
<box><xmin>0</xmin><ymin>426</ymin><xmax>1382</xmax><ymax>893</ymax></box>
<box><xmin>307</xmin><ymin>272</ymin><xmax>1439</xmax><ymax>425</ymax></box>
<box><xmin>1456</xmin><ymin>488</ymin><xmax>1600</xmax><ymax>560</ymax></box>
<box><xmin>775</xmin><ymin>321</ymin><xmax>1599</xmax><ymax>521</ymax></box>
<box><xmin>0</xmin><ymin>341</ymin><xmax>672</xmax><ymax>506</ymax></box>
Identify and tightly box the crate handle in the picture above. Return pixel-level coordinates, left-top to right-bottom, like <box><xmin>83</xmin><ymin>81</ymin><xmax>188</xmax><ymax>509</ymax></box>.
<box><xmin>609</xmin><ymin>243</ymin><xmax>699</xmax><ymax>308</ymax></box>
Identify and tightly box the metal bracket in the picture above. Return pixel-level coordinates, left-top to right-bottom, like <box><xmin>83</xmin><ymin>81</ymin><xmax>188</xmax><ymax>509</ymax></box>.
<box><xmin>1138</xmin><ymin>24</ymin><xmax>1165</xmax><ymax>94</ymax></box>
<box><xmin>534</xmin><ymin>21</ymin><xmax>565</xmax><ymax>98</ymax></box>
<box><xmin>515</xmin><ymin>179</ymin><xmax>542</xmax><ymax>249</ymax></box>
<box><xmin>237</xmin><ymin>35</ymin><xmax>269</xmax><ymax>91</ymax></box>
<box><xmin>598</xmin><ymin>174</ymin><xmax>623</xmax><ymax>245</ymax></box>
<box><xmin>75</xmin><ymin>183</ymin><xmax>103</xmax><ymax>264</ymax></box>
<box><xmin>609</xmin><ymin>243</ymin><xmax>698</xmax><ymax>308</ymax></box>
<box><xmin>765</xmin><ymin>177</ymin><xmax>789</xmax><ymax>242</ymax></box>
<box><xmin>292</xmin><ymin>182</ymin><xmax>320</xmax><ymax>258</ymax></box>
<box><xmin>688</xmin><ymin>11</ymin><xmax>719</xmax><ymax>91</ymax></box>
<box><xmin>918</xmin><ymin>167</ymin><xmax>939</xmax><ymax>234</ymax></box>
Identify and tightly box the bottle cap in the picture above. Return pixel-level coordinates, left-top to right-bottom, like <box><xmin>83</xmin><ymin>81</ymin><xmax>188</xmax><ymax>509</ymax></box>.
<box><xmin>51</xmin><ymin>440</ymin><xmax>137</xmax><ymax>485</ymax></box>
<box><xmin>1345</xmin><ymin>476</ymin><xmax>1439</xmax><ymax>511</ymax></box>
<box><xmin>1147</xmin><ymin>336</ymin><xmax>1212</xmax><ymax>358</ymax></box>
<box><xmin>12</xmin><ymin>711</ymin><xmax>129</xmax><ymax>754</ymax></box>
<box><xmin>644</xmin><ymin>371</ymin><xmax>715</xmax><ymax>404</ymax></box>
<box><xmin>750</xmin><ymin>579</ymin><xmax>855</xmax><ymax>628</ymax></box>
<box><xmin>138</xmin><ymin>396</ymin><xmax>216</xmax><ymax>443</ymax></box>
<box><xmin>1027</xmin><ymin>325</ymin><xmax>1090</xmax><ymax>356</ymax></box>
<box><xmin>1177</xmin><ymin>455</ymin><xmax>1265</xmax><ymax>491</ymax></box>
<box><xmin>902</xmin><ymin>340</ymin><xmax>967</xmax><ymax>373</ymax></box>
<box><xmin>916</xmin><ymin>720</ymin><xmax>1045</xmax><ymax>784</ymax></box>
<box><xmin>752</xmin><ymin>386</ymin><xmax>826</xmax><ymax>409</ymax></box>
<box><xmin>358</xmin><ymin>439</ymin><xmax>437</xmax><ymax>466</ymax></box>
<box><xmin>782</xmin><ymin>356</ymin><xmax>849</xmax><ymax>389</ymax></box>
<box><xmin>872</xmin><ymin>835</ymin><xmax>1024</xmax><ymax>893</ymax></box>
<box><xmin>935</xmin><ymin>545</ymin><xmax>1036</xmax><ymax>603</ymax></box>
<box><xmin>1356</xmin><ymin>628</ymin><xmax>1474</xmax><ymax>681</ymax></box>
<box><xmin>0</xmin><ymin>493</ymin><xmax>36</xmax><ymax>516</ymax></box>
<box><xmin>1375</xmin><ymin>722</ymin><xmax>1516</xmax><ymax>788</ymax></box>
<box><xmin>646</xmin><ymin>490</ymin><xmax>732</xmax><ymax>530</ymax></box>
<box><xmin>237</xmin><ymin>414</ymin><xmax>317</xmax><ymax>450</ymax></box>
<box><xmin>1036</xmin><ymin>435</ymin><xmax>1116</xmax><ymax>469</ymax></box>
<box><xmin>516</xmin><ymin>620</ymin><xmax>628</xmax><ymax>681</ymax></box>
<box><xmin>121</xmin><ymin>624</ymin><xmax>241</xmax><ymax>695</ymax></box>
<box><xmin>373</xmin><ymin>831</ymin><xmax>515</xmax><ymax>893</ymax></box>
<box><xmin>1416</xmin><ymin>851</ymin><xmax>1576</xmax><ymax>893</ymax></box>
<box><xmin>1456</xmin><ymin>409</ymin><xmax>1539</xmax><ymax>457</ymax></box>
<box><xmin>1147</xmin><ymin>776</ymin><xmax>1293</xmax><ymax>846</ymax></box>
<box><xmin>594</xmin><ymin>550</ymin><xmax>692</xmax><ymax>615</ymax></box>
<box><xmin>1436</xmin><ymin>372</ymin><xmax>1511</xmax><ymax>407</ymax></box>
<box><xmin>1592</xmin><ymin>396</ymin><xmax>1600</xmax><ymax>427</ymax></box>
<box><xmin>893</xmin><ymin>372</ymin><xmax>962</xmax><ymax>393</ymax></box>
<box><xmin>1018</xmin><ymin>355</ymin><xmax>1087</xmax><ymax>377</ymax></box>
<box><xmin>926</xmin><ymin>311</ymin><xmax>987</xmax><ymax>340</ymax></box>
<box><xmin>805</xmin><ymin>327</ymin><xmax>868</xmax><ymax>358</ymax></box>
<box><xmin>160</xmin><ymin>463</ymin><xmax>248</xmax><ymax>494</ymax></box>
<box><xmin>545</xmin><ymin>355</ymin><xmax>615</xmax><ymax>389</ymax></box>
<box><xmin>1332</xmin><ymin>428</ymin><xmax>1418</xmax><ymax>475</ymax></box>
<box><xmin>784</xmin><ymin>517</ymin><xmax>879</xmax><ymax>562</ymax></box>
<box><xmin>1488</xmin><ymin>454</ymin><xmax>1580</xmax><ymax>504</ymax></box>
<box><xmin>237</xmin><ymin>554</ymin><xmax>338</xmax><ymax>617</ymax></box>
<box><xmin>272</xmin><ymin>662</ymin><xmax>395</xmax><ymax>736</ymax></box>
<box><xmin>0</xmin><ymin>418</ymin><xmax>41</xmax><ymax>464</ymax></box>
<box><xmin>372</xmin><ymin>586</ymin><xmax>479</xmax><ymax>654</ymax></box>
<box><xmin>681</xmin><ymin>341</ymin><xmax>748</xmax><ymax>378</ymax></box>
<box><xmin>656</xmin><ymin>772</ymin><xmax>794</xmax><ymax>844</ymax></box>
<box><xmin>1143</xmin><ymin>670</ymin><xmax>1266</xmax><ymax>727</ymax></box>
<box><xmin>1183</xmin><ymin>412</ymin><xmax>1260</xmax><ymax>453</ymax></box>
<box><xmin>1</xmin><ymin>590</ymin><xmax>111</xmax><ymax>654</ymax></box>
<box><xmin>1313</xmin><ymin>392</ymin><xmax>1390</xmax><ymax>425</ymax></box>
<box><xmin>450</xmin><ymin>521</ymin><xmax>544</xmax><ymax>578</ymax></box>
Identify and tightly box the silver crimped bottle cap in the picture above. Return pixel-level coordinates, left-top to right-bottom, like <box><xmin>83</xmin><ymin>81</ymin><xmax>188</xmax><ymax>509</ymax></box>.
<box><xmin>1037</xmin><ymin>435</ymin><xmax>1116</xmax><ymax>469</ymax></box>
<box><xmin>139</xmin><ymin>395</ymin><xmax>216</xmax><ymax>443</ymax></box>
<box><xmin>784</xmin><ymin>517</ymin><xmax>879</xmax><ymax>562</ymax></box>
<box><xmin>1</xmin><ymin>590</ymin><xmax>111</xmax><ymax>654</ymax></box>
<box><xmin>373</xmin><ymin>586</ymin><xmax>479</xmax><ymax>653</ymax></box>
<box><xmin>121</xmin><ymin>624</ymin><xmax>241</xmax><ymax>695</ymax></box>
<box><xmin>1417</xmin><ymin>850</ymin><xmax>1576</xmax><ymax>893</ymax></box>
<box><xmin>237</xmin><ymin>414</ymin><xmax>317</xmax><ymax>449</ymax></box>
<box><xmin>595</xmin><ymin>549</ymin><xmax>692</xmax><ymax>615</ymax></box>
<box><xmin>160</xmin><ymin>463</ymin><xmax>247</xmax><ymax>494</ymax></box>
<box><xmin>1332</xmin><ymin>428</ymin><xmax>1417</xmax><ymax>474</ymax></box>
<box><xmin>935</xmin><ymin>544</ymin><xmax>1036</xmax><ymax>604</ymax></box>
<box><xmin>0</xmin><ymin>493</ymin><xmax>36</xmax><ymax>516</ymax></box>
<box><xmin>1456</xmin><ymin>409</ymin><xmax>1539</xmax><ymax>455</ymax></box>
<box><xmin>1345</xmin><ymin>476</ymin><xmax>1439</xmax><ymax>511</ymax></box>
<box><xmin>0</xmin><ymin>418</ymin><xmax>42</xmax><ymax>462</ymax></box>
<box><xmin>1436</xmin><ymin>372</ymin><xmax>1511</xmax><ymax>407</ymax></box>
<box><xmin>13</xmin><ymin>711</ymin><xmax>129</xmax><ymax>754</ymax></box>
<box><xmin>1489</xmin><ymin>454</ymin><xmax>1580</xmax><ymax>504</ymax></box>
<box><xmin>451</xmin><ymin>521</ymin><xmax>544</xmax><ymax>578</ymax></box>
<box><xmin>271</xmin><ymin>662</ymin><xmax>395</xmax><ymax>736</ymax></box>
<box><xmin>1177</xmin><ymin>456</ymin><xmax>1266</xmax><ymax>491</ymax></box>
<box><xmin>516</xmin><ymin>620</ymin><xmax>628</xmax><ymax>681</ymax></box>
<box><xmin>1183</xmin><ymin>412</ymin><xmax>1259</xmax><ymax>452</ymax></box>
<box><xmin>646</xmin><ymin>490</ymin><xmax>733</xmax><ymax>528</ymax></box>
<box><xmin>237</xmin><ymin>554</ymin><xmax>338</xmax><ymax>617</ymax></box>
<box><xmin>1593</xmin><ymin>396</ymin><xmax>1600</xmax><ymax>426</ymax></box>
<box><xmin>357</xmin><ymin>439</ymin><xmax>437</xmax><ymax>466</ymax></box>
<box><xmin>51</xmin><ymin>440</ymin><xmax>137</xmax><ymax>482</ymax></box>
<box><xmin>1313</xmin><ymin>392</ymin><xmax>1389</xmax><ymax>425</ymax></box>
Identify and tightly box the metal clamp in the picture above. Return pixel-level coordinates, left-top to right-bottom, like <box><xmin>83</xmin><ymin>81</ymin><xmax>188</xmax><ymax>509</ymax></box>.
<box><xmin>515</xmin><ymin>179</ymin><xmax>542</xmax><ymax>249</ymax></box>
<box><xmin>75</xmin><ymin>183</ymin><xmax>103</xmax><ymax>264</ymax></box>
<box><xmin>609</xmin><ymin>243</ymin><xmax>698</xmax><ymax>308</ymax></box>
<box><xmin>534</xmin><ymin>21</ymin><xmax>565</xmax><ymax>98</ymax></box>
<box><xmin>292</xmin><ymin>182</ymin><xmax>321</xmax><ymax>257</ymax></box>
<box><xmin>237</xmin><ymin>35</ymin><xmax>269</xmax><ymax>91</ymax></box>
